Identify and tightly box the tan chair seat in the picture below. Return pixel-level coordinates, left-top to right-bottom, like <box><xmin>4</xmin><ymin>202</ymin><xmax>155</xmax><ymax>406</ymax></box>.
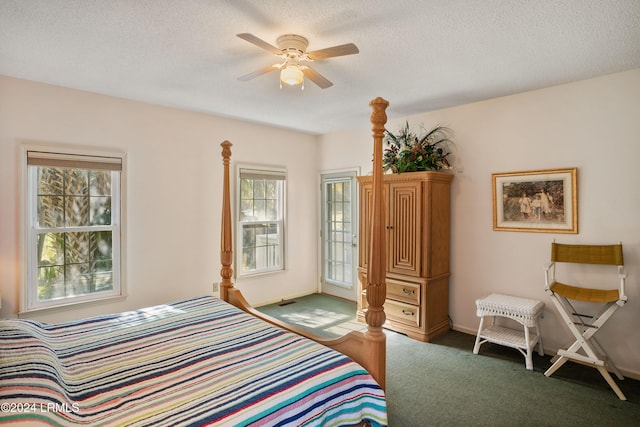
<box><xmin>550</xmin><ymin>282</ymin><xmax>619</xmax><ymax>303</ymax></box>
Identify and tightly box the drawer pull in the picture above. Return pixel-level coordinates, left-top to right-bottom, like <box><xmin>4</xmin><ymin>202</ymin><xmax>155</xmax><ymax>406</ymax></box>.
<box><xmin>401</xmin><ymin>288</ymin><xmax>415</xmax><ymax>295</ymax></box>
<box><xmin>402</xmin><ymin>309</ymin><xmax>414</xmax><ymax>316</ymax></box>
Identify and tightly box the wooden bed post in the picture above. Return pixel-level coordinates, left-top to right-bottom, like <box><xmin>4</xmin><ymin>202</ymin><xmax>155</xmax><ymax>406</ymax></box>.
<box><xmin>217</xmin><ymin>99</ymin><xmax>389</xmax><ymax>391</ymax></box>
<box><xmin>364</xmin><ymin>97</ymin><xmax>389</xmax><ymax>390</ymax></box>
<box><xmin>220</xmin><ymin>140</ymin><xmax>233</xmax><ymax>301</ymax></box>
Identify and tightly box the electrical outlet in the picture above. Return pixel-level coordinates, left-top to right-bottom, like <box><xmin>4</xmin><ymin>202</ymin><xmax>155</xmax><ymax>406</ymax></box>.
<box><xmin>212</xmin><ymin>282</ymin><xmax>219</xmax><ymax>292</ymax></box>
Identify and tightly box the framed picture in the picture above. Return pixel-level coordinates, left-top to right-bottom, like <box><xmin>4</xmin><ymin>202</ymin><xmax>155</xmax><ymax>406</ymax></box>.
<box><xmin>492</xmin><ymin>168</ymin><xmax>577</xmax><ymax>233</ymax></box>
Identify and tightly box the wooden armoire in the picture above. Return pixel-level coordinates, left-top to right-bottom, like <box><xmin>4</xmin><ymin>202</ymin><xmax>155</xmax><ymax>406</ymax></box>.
<box><xmin>356</xmin><ymin>171</ymin><xmax>454</xmax><ymax>342</ymax></box>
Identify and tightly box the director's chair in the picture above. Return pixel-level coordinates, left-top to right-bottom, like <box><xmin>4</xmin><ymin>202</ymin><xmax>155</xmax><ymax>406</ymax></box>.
<box><xmin>544</xmin><ymin>242</ymin><xmax>628</xmax><ymax>400</ymax></box>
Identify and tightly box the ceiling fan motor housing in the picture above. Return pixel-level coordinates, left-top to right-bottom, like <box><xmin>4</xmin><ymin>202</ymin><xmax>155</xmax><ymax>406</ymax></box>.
<box><xmin>277</xmin><ymin>34</ymin><xmax>309</xmax><ymax>57</ymax></box>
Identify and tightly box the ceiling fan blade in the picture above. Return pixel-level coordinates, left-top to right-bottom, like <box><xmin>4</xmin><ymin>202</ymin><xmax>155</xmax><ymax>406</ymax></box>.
<box><xmin>237</xmin><ymin>33</ymin><xmax>281</xmax><ymax>55</ymax></box>
<box><xmin>302</xmin><ymin>67</ymin><xmax>333</xmax><ymax>89</ymax></box>
<box><xmin>238</xmin><ymin>64</ymin><xmax>279</xmax><ymax>81</ymax></box>
<box><xmin>306</xmin><ymin>43</ymin><xmax>359</xmax><ymax>60</ymax></box>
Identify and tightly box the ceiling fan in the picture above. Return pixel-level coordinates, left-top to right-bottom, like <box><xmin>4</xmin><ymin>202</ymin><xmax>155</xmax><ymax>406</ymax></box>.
<box><xmin>236</xmin><ymin>33</ymin><xmax>359</xmax><ymax>89</ymax></box>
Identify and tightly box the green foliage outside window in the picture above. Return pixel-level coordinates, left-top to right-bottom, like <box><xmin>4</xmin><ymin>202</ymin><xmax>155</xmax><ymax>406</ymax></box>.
<box><xmin>36</xmin><ymin>166</ymin><xmax>114</xmax><ymax>302</ymax></box>
<box><xmin>239</xmin><ymin>173</ymin><xmax>283</xmax><ymax>274</ymax></box>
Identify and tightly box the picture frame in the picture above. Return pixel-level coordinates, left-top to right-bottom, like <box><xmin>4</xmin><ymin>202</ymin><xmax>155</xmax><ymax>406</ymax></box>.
<box><xmin>492</xmin><ymin>168</ymin><xmax>577</xmax><ymax>233</ymax></box>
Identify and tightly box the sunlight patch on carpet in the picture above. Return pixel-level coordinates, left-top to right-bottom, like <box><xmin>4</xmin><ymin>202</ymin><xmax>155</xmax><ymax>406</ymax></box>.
<box><xmin>281</xmin><ymin>308</ymin><xmax>350</xmax><ymax>328</ymax></box>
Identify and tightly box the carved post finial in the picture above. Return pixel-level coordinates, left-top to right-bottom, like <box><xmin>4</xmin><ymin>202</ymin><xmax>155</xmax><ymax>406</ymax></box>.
<box><xmin>369</xmin><ymin>97</ymin><xmax>389</xmax><ymax>140</ymax></box>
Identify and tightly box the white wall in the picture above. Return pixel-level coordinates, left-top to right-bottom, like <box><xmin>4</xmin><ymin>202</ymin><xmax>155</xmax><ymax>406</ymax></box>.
<box><xmin>2</xmin><ymin>70</ymin><xmax>638</xmax><ymax>377</ymax></box>
<box><xmin>319</xmin><ymin>69</ymin><xmax>640</xmax><ymax>378</ymax></box>
<box><xmin>0</xmin><ymin>76</ymin><xmax>319</xmax><ymax>323</ymax></box>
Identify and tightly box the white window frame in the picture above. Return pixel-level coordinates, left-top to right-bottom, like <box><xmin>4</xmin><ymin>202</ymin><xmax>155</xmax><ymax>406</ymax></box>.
<box><xmin>21</xmin><ymin>145</ymin><xmax>126</xmax><ymax>313</ymax></box>
<box><xmin>236</xmin><ymin>165</ymin><xmax>286</xmax><ymax>277</ymax></box>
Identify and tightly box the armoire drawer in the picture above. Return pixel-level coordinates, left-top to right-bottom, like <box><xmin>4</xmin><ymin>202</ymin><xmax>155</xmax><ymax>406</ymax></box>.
<box><xmin>384</xmin><ymin>299</ymin><xmax>420</xmax><ymax>327</ymax></box>
<box><xmin>386</xmin><ymin>279</ymin><xmax>420</xmax><ymax>305</ymax></box>
<box><xmin>359</xmin><ymin>292</ymin><xmax>420</xmax><ymax>328</ymax></box>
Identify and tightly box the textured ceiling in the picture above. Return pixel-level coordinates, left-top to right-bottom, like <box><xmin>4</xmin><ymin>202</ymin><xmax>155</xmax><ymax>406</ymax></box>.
<box><xmin>1</xmin><ymin>0</ymin><xmax>639</xmax><ymax>134</ymax></box>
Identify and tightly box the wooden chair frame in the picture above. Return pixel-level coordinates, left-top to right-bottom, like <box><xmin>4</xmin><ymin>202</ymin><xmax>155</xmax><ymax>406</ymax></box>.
<box><xmin>544</xmin><ymin>242</ymin><xmax>628</xmax><ymax>400</ymax></box>
<box><xmin>218</xmin><ymin>98</ymin><xmax>389</xmax><ymax>389</ymax></box>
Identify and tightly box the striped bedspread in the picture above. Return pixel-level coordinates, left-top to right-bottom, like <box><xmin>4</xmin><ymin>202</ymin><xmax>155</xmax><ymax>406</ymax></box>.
<box><xmin>0</xmin><ymin>296</ymin><xmax>387</xmax><ymax>426</ymax></box>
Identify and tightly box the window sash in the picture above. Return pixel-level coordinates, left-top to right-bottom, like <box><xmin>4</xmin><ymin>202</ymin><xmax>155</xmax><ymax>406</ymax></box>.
<box><xmin>237</xmin><ymin>167</ymin><xmax>285</xmax><ymax>277</ymax></box>
<box><xmin>240</xmin><ymin>220</ymin><xmax>283</xmax><ymax>273</ymax></box>
<box><xmin>25</xmin><ymin>152</ymin><xmax>122</xmax><ymax>311</ymax></box>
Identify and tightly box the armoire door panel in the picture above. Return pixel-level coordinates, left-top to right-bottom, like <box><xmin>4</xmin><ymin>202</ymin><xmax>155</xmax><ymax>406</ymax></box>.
<box><xmin>358</xmin><ymin>183</ymin><xmax>373</xmax><ymax>270</ymax></box>
<box><xmin>358</xmin><ymin>182</ymin><xmax>389</xmax><ymax>271</ymax></box>
<box><xmin>388</xmin><ymin>181</ymin><xmax>421</xmax><ymax>276</ymax></box>
<box><xmin>423</xmin><ymin>181</ymin><xmax>451</xmax><ymax>277</ymax></box>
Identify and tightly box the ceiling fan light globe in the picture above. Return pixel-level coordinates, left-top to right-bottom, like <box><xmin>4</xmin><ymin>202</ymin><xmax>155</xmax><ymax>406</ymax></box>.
<box><xmin>280</xmin><ymin>65</ymin><xmax>304</xmax><ymax>86</ymax></box>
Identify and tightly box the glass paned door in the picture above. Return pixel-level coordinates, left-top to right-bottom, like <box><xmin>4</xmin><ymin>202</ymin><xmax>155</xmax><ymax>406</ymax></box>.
<box><xmin>321</xmin><ymin>171</ymin><xmax>358</xmax><ymax>300</ymax></box>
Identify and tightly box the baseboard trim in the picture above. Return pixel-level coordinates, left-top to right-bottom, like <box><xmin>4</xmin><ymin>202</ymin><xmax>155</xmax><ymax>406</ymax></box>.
<box><xmin>255</xmin><ymin>291</ymin><xmax>318</xmax><ymax>308</ymax></box>
<box><xmin>451</xmin><ymin>324</ymin><xmax>640</xmax><ymax>381</ymax></box>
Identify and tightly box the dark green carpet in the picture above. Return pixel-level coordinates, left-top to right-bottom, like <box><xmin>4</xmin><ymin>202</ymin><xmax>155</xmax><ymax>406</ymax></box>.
<box><xmin>258</xmin><ymin>294</ymin><xmax>640</xmax><ymax>426</ymax></box>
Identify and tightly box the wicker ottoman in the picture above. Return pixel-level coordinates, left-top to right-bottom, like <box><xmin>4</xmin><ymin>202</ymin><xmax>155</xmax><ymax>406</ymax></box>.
<box><xmin>473</xmin><ymin>293</ymin><xmax>544</xmax><ymax>370</ymax></box>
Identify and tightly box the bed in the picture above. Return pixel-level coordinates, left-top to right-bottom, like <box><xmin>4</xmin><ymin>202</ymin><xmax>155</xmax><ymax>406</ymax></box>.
<box><xmin>0</xmin><ymin>296</ymin><xmax>385</xmax><ymax>426</ymax></box>
<box><xmin>0</xmin><ymin>98</ymin><xmax>390</xmax><ymax>426</ymax></box>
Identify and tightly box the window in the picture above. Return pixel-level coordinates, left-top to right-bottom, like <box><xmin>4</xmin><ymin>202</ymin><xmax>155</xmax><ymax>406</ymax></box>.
<box><xmin>23</xmin><ymin>149</ymin><xmax>124</xmax><ymax>311</ymax></box>
<box><xmin>237</xmin><ymin>167</ymin><xmax>286</xmax><ymax>276</ymax></box>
